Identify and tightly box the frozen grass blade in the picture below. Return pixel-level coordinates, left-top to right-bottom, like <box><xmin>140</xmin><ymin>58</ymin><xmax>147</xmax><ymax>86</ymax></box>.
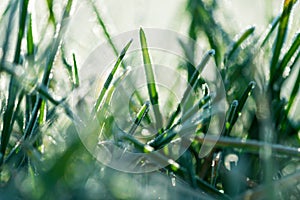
<box><xmin>128</xmin><ymin>101</ymin><xmax>150</xmax><ymax>135</ymax></box>
<box><xmin>224</xmin><ymin>26</ymin><xmax>255</xmax><ymax>64</ymax></box>
<box><xmin>270</xmin><ymin>0</ymin><xmax>297</xmax><ymax>81</ymax></box>
<box><xmin>166</xmin><ymin>49</ymin><xmax>215</xmax><ymax>130</ymax></box>
<box><xmin>94</xmin><ymin>39</ymin><xmax>132</xmax><ymax>113</ymax></box>
<box><xmin>139</xmin><ymin>28</ymin><xmax>163</xmax><ymax>132</ymax></box>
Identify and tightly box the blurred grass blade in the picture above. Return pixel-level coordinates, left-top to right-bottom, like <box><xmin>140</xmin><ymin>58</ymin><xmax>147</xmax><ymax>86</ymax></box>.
<box><xmin>94</xmin><ymin>39</ymin><xmax>132</xmax><ymax>113</ymax></box>
<box><xmin>166</xmin><ymin>49</ymin><xmax>215</xmax><ymax>130</ymax></box>
<box><xmin>286</xmin><ymin>69</ymin><xmax>300</xmax><ymax>116</ymax></box>
<box><xmin>180</xmin><ymin>94</ymin><xmax>213</xmax><ymax>124</ymax></box>
<box><xmin>72</xmin><ymin>53</ymin><xmax>80</xmax><ymax>88</ymax></box>
<box><xmin>225</xmin><ymin>26</ymin><xmax>255</xmax><ymax>63</ymax></box>
<box><xmin>270</xmin><ymin>0</ymin><xmax>297</xmax><ymax>81</ymax></box>
<box><xmin>1</xmin><ymin>0</ymin><xmax>29</xmax><ymax>165</ymax></box>
<box><xmin>24</xmin><ymin>0</ymin><xmax>74</xmax><ymax>139</ymax></box>
<box><xmin>46</xmin><ymin>0</ymin><xmax>56</xmax><ymax>25</ymax></box>
<box><xmin>140</xmin><ymin>28</ymin><xmax>163</xmax><ymax>132</ymax></box>
<box><xmin>129</xmin><ymin>101</ymin><xmax>150</xmax><ymax>135</ymax></box>
<box><xmin>89</xmin><ymin>0</ymin><xmax>119</xmax><ymax>60</ymax></box>
<box><xmin>261</xmin><ymin>14</ymin><xmax>280</xmax><ymax>47</ymax></box>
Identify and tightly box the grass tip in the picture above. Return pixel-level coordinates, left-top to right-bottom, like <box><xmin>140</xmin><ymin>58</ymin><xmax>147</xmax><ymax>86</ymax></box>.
<box><xmin>208</xmin><ymin>49</ymin><xmax>215</xmax><ymax>56</ymax></box>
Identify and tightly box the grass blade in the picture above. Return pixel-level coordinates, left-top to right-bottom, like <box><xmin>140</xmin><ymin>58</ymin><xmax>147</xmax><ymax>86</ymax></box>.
<box><xmin>260</xmin><ymin>14</ymin><xmax>280</xmax><ymax>47</ymax></box>
<box><xmin>46</xmin><ymin>0</ymin><xmax>56</xmax><ymax>25</ymax></box>
<box><xmin>26</xmin><ymin>14</ymin><xmax>34</xmax><ymax>58</ymax></box>
<box><xmin>72</xmin><ymin>53</ymin><xmax>79</xmax><ymax>88</ymax></box>
<box><xmin>224</xmin><ymin>26</ymin><xmax>255</xmax><ymax>64</ymax></box>
<box><xmin>128</xmin><ymin>101</ymin><xmax>150</xmax><ymax>135</ymax></box>
<box><xmin>195</xmin><ymin>136</ymin><xmax>300</xmax><ymax>157</ymax></box>
<box><xmin>24</xmin><ymin>0</ymin><xmax>74</xmax><ymax>139</ymax></box>
<box><xmin>270</xmin><ymin>0</ymin><xmax>297</xmax><ymax>81</ymax></box>
<box><xmin>223</xmin><ymin>81</ymin><xmax>255</xmax><ymax>136</ymax></box>
<box><xmin>285</xmin><ymin>69</ymin><xmax>300</xmax><ymax>116</ymax></box>
<box><xmin>139</xmin><ymin>28</ymin><xmax>163</xmax><ymax>132</ymax></box>
<box><xmin>89</xmin><ymin>0</ymin><xmax>119</xmax><ymax>60</ymax></box>
<box><xmin>0</xmin><ymin>0</ymin><xmax>29</xmax><ymax>165</ymax></box>
<box><xmin>272</xmin><ymin>33</ymin><xmax>300</xmax><ymax>86</ymax></box>
<box><xmin>94</xmin><ymin>39</ymin><xmax>132</xmax><ymax>113</ymax></box>
<box><xmin>166</xmin><ymin>49</ymin><xmax>215</xmax><ymax>130</ymax></box>
<box><xmin>223</xmin><ymin>100</ymin><xmax>238</xmax><ymax>137</ymax></box>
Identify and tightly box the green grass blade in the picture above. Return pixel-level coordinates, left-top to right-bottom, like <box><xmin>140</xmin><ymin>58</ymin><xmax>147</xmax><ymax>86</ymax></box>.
<box><xmin>180</xmin><ymin>94</ymin><xmax>213</xmax><ymax>124</ymax></box>
<box><xmin>72</xmin><ymin>53</ymin><xmax>79</xmax><ymax>88</ymax></box>
<box><xmin>224</xmin><ymin>81</ymin><xmax>255</xmax><ymax>136</ymax></box>
<box><xmin>24</xmin><ymin>0</ymin><xmax>74</xmax><ymax>139</ymax></box>
<box><xmin>261</xmin><ymin>14</ymin><xmax>280</xmax><ymax>47</ymax></box>
<box><xmin>46</xmin><ymin>0</ymin><xmax>56</xmax><ymax>25</ymax></box>
<box><xmin>94</xmin><ymin>39</ymin><xmax>132</xmax><ymax>113</ymax></box>
<box><xmin>270</xmin><ymin>0</ymin><xmax>297</xmax><ymax>81</ymax></box>
<box><xmin>129</xmin><ymin>101</ymin><xmax>150</xmax><ymax>135</ymax></box>
<box><xmin>195</xmin><ymin>136</ymin><xmax>300</xmax><ymax>157</ymax></box>
<box><xmin>166</xmin><ymin>49</ymin><xmax>215</xmax><ymax>130</ymax></box>
<box><xmin>223</xmin><ymin>100</ymin><xmax>238</xmax><ymax>136</ymax></box>
<box><xmin>0</xmin><ymin>0</ymin><xmax>29</xmax><ymax>165</ymax></box>
<box><xmin>139</xmin><ymin>28</ymin><xmax>163</xmax><ymax>132</ymax></box>
<box><xmin>272</xmin><ymin>33</ymin><xmax>300</xmax><ymax>85</ymax></box>
<box><xmin>89</xmin><ymin>0</ymin><xmax>119</xmax><ymax>59</ymax></box>
<box><xmin>224</xmin><ymin>26</ymin><xmax>255</xmax><ymax>64</ymax></box>
<box><xmin>286</xmin><ymin>69</ymin><xmax>300</xmax><ymax>116</ymax></box>
<box><xmin>236</xmin><ymin>81</ymin><xmax>256</xmax><ymax>115</ymax></box>
<box><xmin>280</xmin><ymin>32</ymin><xmax>300</xmax><ymax>72</ymax></box>
<box><xmin>26</xmin><ymin>14</ymin><xmax>34</xmax><ymax>59</ymax></box>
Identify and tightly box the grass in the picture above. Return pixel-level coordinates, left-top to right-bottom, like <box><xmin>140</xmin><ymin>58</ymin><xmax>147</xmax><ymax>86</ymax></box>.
<box><xmin>0</xmin><ymin>0</ymin><xmax>300</xmax><ymax>199</ymax></box>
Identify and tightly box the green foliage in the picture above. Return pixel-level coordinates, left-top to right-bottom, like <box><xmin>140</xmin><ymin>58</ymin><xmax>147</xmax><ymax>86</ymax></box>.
<box><xmin>0</xmin><ymin>0</ymin><xmax>299</xmax><ymax>199</ymax></box>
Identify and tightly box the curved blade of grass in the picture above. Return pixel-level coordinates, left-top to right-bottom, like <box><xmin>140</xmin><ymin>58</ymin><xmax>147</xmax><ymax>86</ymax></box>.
<box><xmin>270</xmin><ymin>0</ymin><xmax>297</xmax><ymax>81</ymax></box>
<box><xmin>272</xmin><ymin>33</ymin><xmax>300</xmax><ymax>85</ymax></box>
<box><xmin>129</xmin><ymin>101</ymin><xmax>150</xmax><ymax>135</ymax></box>
<box><xmin>224</xmin><ymin>26</ymin><xmax>255</xmax><ymax>64</ymax></box>
<box><xmin>260</xmin><ymin>14</ymin><xmax>280</xmax><ymax>47</ymax></box>
<box><xmin>166</xmin><ymin>49</ymin><xmax>215</xmax><ymax>130</ymax></box>
<box><xmin>94</xmin><ymin>39</ymin><xmax>132</xmax><ymax>113</ymax></box>
<box><xmin>140</xmin><ymin>28</ymin><xmax>163</xmax><ymax>132</ymax></box>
